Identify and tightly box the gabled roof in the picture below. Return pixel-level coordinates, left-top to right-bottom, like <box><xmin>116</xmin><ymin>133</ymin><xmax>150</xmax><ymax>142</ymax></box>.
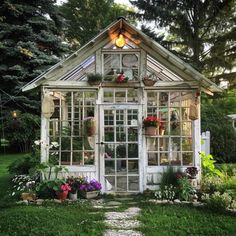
<box><xmin>22</xmin><ymin>17</ymin><xmax>221</xmax><ymax>93</ymax></box>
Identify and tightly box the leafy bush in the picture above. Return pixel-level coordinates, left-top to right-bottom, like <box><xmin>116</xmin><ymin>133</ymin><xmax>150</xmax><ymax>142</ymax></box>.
<box><xmin>4</xmin><ymin>112</ymin><xmax>40</xmax><ymax>153</ymax></box>
<box><xmin>177</xmin><ymin>176</ymin><xmax>194</xmax><ymax>201</ymax></box>
<box><xmin>201</xmin><ymin>176</ymin><xmax>226</xmax><ymax>194</ymax></box>
<box><xmin>160</xmin><ymin>167</ymin><xmax>183</xmax><ymax>190</ymax></box>
<box><xmin>200</xmin><ymin>152</ymin><xmax>224</xmax><ymax>177</ymax></box>
<box><xmin>205</xmin><ymin>192</ymin><xmax>232</xmax><ymax>211</ymax></box>
<box><xmin>155</xmin><ymin>185</ymin><xmax>176</xmax><ymax>201</ymax></box>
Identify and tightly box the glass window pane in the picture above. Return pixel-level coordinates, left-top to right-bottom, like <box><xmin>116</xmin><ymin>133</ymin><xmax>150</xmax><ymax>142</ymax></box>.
<box><xmin>104</xmin><ymin>54</ymin><xmax>120</xmax><ymax>76</ymax></box>
<box><xmin>127</xmin><ymin>89</ymin><xmax>138</xmax><ymax>102</ymax></box>
<box><xmin>84</xmin><ymin>152</ymin><xmax>94</xmax><ymax>165</ymax></box>
<box><xmin>105</xmin><ymin>176</ymin><xmax>115</xmax><ymax>191</ymax></box>
<box><xmin>170</xmin><ymin>92</ymin><xmax>180</xmax><ymax>107</ymax></box>
<box><xmin>117</xmin><ymin>176</ymin><xmax>127</xmax><ymax>191</ymax></box>
<box><xmin>182</xmin><ymin>122</ymin><xmax>192</xmax><ymax>136</ymax></box>
<box><xmin>183</xmin><ymin>152</ymin><xmax>193</xmax><ymax>165</ymax></box>
<box><xmin>104</xmin><ymin>110</ymin><xmax>114</xmax><ymax>125</ymax></box>
<box><xmin>104</xmin><ymin>91</ymin><xmax>114</xmax><ymax>103</ymax></box>
<box><xmin>170</xmin><ymin>137</ymin><xmax>180</xmax><ymax>151</ymax></box>
<box><xmin>160</xmin><ymin>152</ymin><xmax>169</xmax><ymax>165</ymax></box>
<box><xmin>128</xmin><ymin>127</ymin><xmax>138</xmax><ymax>141</ymax></box>
<box><xmin>116</xmin><ymin>144</ymin><xmax>126</xmax><ymax>158</ymax></box>
<box><xmin>128</xmin><ymin>176</ymin><xmax>139</xmax><ymax>191</ymax></box>
<box><xmin>182</xmin><ymin>138</ymin><xmax>193</xmax><ymax>151</ymax></box>
<box><xmin>72</xmin><ymin>152</ymin><xmax>82</xmax><ymax>165</ymax></box>
<box><xmin>116</xmin><ymin>127</ymin><xmax>126</xmax><ymax>142</ymax></box>
<box><xmin>105</xmin><ymin>127</ymin><xmax>114</xmax><ymax>142</ymax></box>
<box><xmin>159</xmin><ymin>92</ymin><xmax>168</xmax><ymax>106</ymax></box>
<box><xmin>147</xmin><ymin>138</ymin><xmax>158</xmax><ymax>151</ymax></box>
<box><xmin>61</xmin><ymin>137</ymin><xmax>71</xmax><ymax>150</ymax></box>
<box><xmin>116</xmin><ymin>110</ymin><xmax>124</xmax><ymax>125</ymax></box>
<box><xmin>128</xmin><ymin>160</ymin><xmax>138</xmax><ymax>174</ymax></box>
<box><xmin>128</xmin><ymin>144</ymin><xmax>138</xmax><ymax>158</ymax></box>
<box><xmin>105</xmin><ymin>144</ymin><xmax>115</xmax><ymax>159</ymax></box>
<box><xmin>61</xmin><ymin>152</ymin><xmax>70</xmax><ymax>165</ymax></box>
<box><xmin>147</xmin><ymin>92</ymin><xmax>158</xmax><ymax>106</ymax></box>
<box><xmin>170</xmin><ymin>152</ymin><xmax>181</xmax><ymax>165</ymax></box>
<box><xmin>159</xmin><ymin>138</ymin><xmax>169</xmax><ymax>151</ymax></box>
<box><xmin>115</xmin><ymin>91</ymin><xmax>126</xmax><ymax>103</ymax></box>
<box><xmin>117</xmin><ymin>160</ymin><xmax>127</xmax><ymax>174</ymax></box>
<box><xmin>148</xmin><ymin>153</ymin><xmax>158</xmax><ymax>165</ymax></box>
<box><xmin>105</xmin><ymin>160</ymin><xmax>115</xmax><ymax>174</ymax></box>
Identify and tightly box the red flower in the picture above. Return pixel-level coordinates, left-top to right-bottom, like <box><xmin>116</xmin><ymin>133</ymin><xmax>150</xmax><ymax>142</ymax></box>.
<box><xmin>143</xmin><ymin>116</ymin><xmax>161</xmax><ymax>127</ymax></box>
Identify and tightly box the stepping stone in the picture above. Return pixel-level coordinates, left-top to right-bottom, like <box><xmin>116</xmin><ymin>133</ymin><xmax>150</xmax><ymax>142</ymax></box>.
<box><xmin>125</xmin><ymin>207</ymin><xmax>141</xmax><ymax>214</ymax></box>
<box><xmin>106</xmin><ymin>201</ymin><xmax>122</xmax><ymax>206</ymax></box>
<box><xmin>104</xmin><ymin>229</ymin><xmax>143</xmax><ymax>236</ymax></box>
<box><xmin>104</xmin><ymin>219</ymin><xmax>141</xmax><ymax>229</ymax></box>
<box><xmin>93</xmin><ymin>205</ymin><xmax>120</xmax><ymax>209</ymax></box>
<box><xmin>105</xmin><ymin>212</ymin><xmax>132</xmax><ymax>220</ymax></box>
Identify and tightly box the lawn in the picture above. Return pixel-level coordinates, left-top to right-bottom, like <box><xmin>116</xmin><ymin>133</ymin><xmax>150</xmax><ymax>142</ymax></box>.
<box><xmin>0</xmin><ymin>154</ymin><xmax>235</xmax><ymax>236</ymax></box>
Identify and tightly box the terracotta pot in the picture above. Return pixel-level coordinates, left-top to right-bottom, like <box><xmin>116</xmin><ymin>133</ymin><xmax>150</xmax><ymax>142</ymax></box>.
<box><xmin>159</xmin><ymin>127</ymin><xmax>165</xmax><ymax>136</ymax></box>
<box><xmin>86</xmin><ymin>126</ymin><xmax>96</xmax><ymax>136</ymax></box>
<box><xmin>145</xmin><ymin>127</ymin><xmax>157</xmax><ymax>136</ymax></box>
<box><xmin>56</xmin><ymin>191</ymin><xmax>68</xmax><ymax>201</ymax></box>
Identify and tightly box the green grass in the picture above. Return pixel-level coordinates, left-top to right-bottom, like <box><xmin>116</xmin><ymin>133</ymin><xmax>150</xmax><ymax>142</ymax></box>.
<box><xmin>0</xmin><ymin>203</ymin><xmax>105</xmax><ymax>236</ymax></box>
<box><xmin>138</xmin><ymin>202</ymin><xmax>236</xmax><ymax>236</ymax></box>
<box><xmin>0</xmin><ymin>153</ymin><xmax>26</xmax><ymax>200</ymax></box>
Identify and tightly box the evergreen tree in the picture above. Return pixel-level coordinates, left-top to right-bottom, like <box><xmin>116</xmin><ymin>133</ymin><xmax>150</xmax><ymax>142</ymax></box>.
<box><xmin>61</xmin><ymin>0</ymin><xmax>135</xmax><ymax>48</ymax></box>
<box><xmin>130</xmin><ymin>0</ymin><xmax>236</xmax><ymax>86</ymax></box>
<box><xmin>0</xmin><ymin>0</ymin><xmax>68</xmax><ymax>114</ymax></box>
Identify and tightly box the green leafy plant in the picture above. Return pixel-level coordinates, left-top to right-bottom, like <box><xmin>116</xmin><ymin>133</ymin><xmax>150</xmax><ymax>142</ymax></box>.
<box><xmin>177</xmin><ymin>176</ymin><xmax>194</xmax><ymax>201</ymax></box>
<box><xmin>205</xmin><ymin>191</ymin><xmax>232</xmax><ymax>211</ymax></box>
<box><xmin>200</xmin><ymin>152</ymin><xmax>224</xmax><ymax>177</ymax></box>
<box><xmin>155</xmin><ymin>185</ymin><xmax>176</xmax><ymax>201</ymax></box>
<box><xmin>201</xmin><ymin>176</ymin><xmax>226</xmax><ymax>194</ymax></box>
<box><xmin>87</xmin><ymin>73</ymin><xmax>102</xmax><ymax>83</ymax></box>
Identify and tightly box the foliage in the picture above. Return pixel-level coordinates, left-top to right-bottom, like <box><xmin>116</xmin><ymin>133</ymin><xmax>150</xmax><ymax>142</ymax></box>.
<box><xmin>87</xmin><ymin>73</ymin><xmax>103</xmax><ymax>83</ymax></box>
<box><xmin>131</xmin><ymin>0</ymin><xmax>236</xmax><ymax>86</ymax></box>
<box><xmin>66</xmin><ymin>176</ymin><xmax>86</xmax><ymax>194</ymax></box>
<box><xmin>155</xmin><ymin>185</ymin><xmax>176</xmax><ymax>201</ymax></box>
<box><xmin>201</xmin><ymin>176</ymin><xmax>226</xmax><ymax>194</ymax></box>
<box><xmin>79</xmin><ymin>179</ymin><xmax>102</xmax><ymax>192</ymax></box>
<box><xmin>160</xmin><ymin>167</ymin><xmax>183</xmax><ymax>190</ymax></box>
<box><xmin>60</xmin><ymin>0</ymin><xmax>135</xmax><ymax>48</ymax></box>
<box><xmin>200</xmin><ymin>152</ymin><xmax>224</xmax><ymax>177</ymax></box>
<box><xmin>201</xmin><ymin>92</ymin><xmax>236</xmax><ymax>163</ymax></box>
<box><xmin>3</xmin><ymin>112</ymin><xmax>40</xmax><ymax>153</ymax></box>
<box><xmin>11</xmin><ymin>175</ymin><xmax>37</xmax><ymax>199</ymax></box>
<box><xmin>205</xmin><ymin>192</ymin><xmax>232</xmax><ymax>211</ymax></box>
<box><xmin>0</xmin><ymin>0</ymin><xmax>68</xmax><ymax>115</ymax></box>
<box><xmin>177</xmin><ymin>176</ymin><xmax>194</xmax><ymax>201</ymax></box>
<box><xmin>185</xmin><ymin>167</ymin><xmax>198</xmax><ymax>178</ymax></box>
<box><xmin>143</xmin><ymin>116</ymin><xmax>161</xmax><ymax>128</ymax></box>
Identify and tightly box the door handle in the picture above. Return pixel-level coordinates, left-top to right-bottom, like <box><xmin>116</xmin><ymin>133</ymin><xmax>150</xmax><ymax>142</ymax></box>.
<box><xmin>96</xmin><ymin>142</ymin><xmax>105</xmax><ymax>145</ymax></box>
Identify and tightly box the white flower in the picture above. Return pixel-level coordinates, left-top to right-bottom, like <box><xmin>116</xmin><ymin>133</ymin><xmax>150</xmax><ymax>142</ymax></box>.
<box><xmin>34</xmin><ymin>140</ymin><xmax>41</xmax><ymax>145</ymax></box>
<box><xmin>51</xmin><ymin>142</ymin><xmax>59</xmax><ymax>148</ymax></box>
<box><xmin>12</xmin><ymin>192</ymin><xmax>15</xmax><ymax>196</ymax></box>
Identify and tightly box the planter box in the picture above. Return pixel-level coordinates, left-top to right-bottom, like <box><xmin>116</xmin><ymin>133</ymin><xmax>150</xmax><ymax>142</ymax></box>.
<box><xmin>82</xmin><ymin>191</ymin><xmax>99</xmax><ymax>199</ymax></box>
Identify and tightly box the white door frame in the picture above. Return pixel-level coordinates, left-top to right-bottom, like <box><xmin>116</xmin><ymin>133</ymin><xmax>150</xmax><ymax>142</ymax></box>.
<box><xmin>98</xmin><ymin>104</ymin><xmax>143</xmax><ymax>193</ymax></box>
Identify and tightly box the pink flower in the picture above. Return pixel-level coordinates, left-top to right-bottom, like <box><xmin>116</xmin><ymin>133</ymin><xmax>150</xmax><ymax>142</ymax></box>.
<box><xmin>60</xmin><ymin>184</ymin><xmax>71</xmax><ymax>192</ymax></box>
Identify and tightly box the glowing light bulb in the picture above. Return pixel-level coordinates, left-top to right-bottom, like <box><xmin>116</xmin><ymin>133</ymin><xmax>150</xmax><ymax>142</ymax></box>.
<box><xmin>115</xmin><ymin>34</ymin><xmax>126</xmax><ymax>48</ymax></box>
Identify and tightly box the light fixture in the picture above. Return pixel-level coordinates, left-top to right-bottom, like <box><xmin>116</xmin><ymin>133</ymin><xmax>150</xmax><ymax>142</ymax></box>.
<box><xmin>12</xmin><ymin>111</ymin><xmax>17</xmax><ymax>120</ymax></box>
<box><xmin>115</xmin><ymin>33</ymin><xmax>126</xmax><ymax>48</ymax></box>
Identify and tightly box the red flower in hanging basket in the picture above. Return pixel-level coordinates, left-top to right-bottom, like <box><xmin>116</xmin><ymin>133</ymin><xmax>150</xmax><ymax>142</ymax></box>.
<box><xmin>143</xmin><ymin>116</ymin><xmax>161</xmax><ymax>127</ymax></box>
<box><xmin>116</xmin><ymin>73</ymin><xmax>128</xmax><ymax>83</ymax></box>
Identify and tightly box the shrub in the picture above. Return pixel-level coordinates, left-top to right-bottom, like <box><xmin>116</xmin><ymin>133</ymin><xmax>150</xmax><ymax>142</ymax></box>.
<box><xmin>177</xmin><ymin>176</ymin><xmax>194</xmax><ymax>201</ymax></box>
<box><xmin>205</xmin><ymin>192</ymin><xmax>232</xmax><ymax>211</ymax></box>
<box><xmin>155</xmin><ymin>185</ymin><xmax>176</xmax><ymax>201</ymax></box>
<box><xmin>201</xmin><ymin>176</ymin><xmax>226</xmax><ymax>194</ymax></box>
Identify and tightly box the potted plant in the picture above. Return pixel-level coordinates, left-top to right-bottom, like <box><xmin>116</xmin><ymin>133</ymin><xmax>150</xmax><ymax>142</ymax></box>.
<box><xmin>84</xmin><ymin>117</ymin><xmax>96</xmax><ymax>136</ymax></box>
<box><xmin>115</xmin><ymin>73</ymin><xmax>129</xmax><ymax>83</ymax></box>
<box><xmin>79</xmin><ymin>179</ymin><xmax>102</xmax><ymax>199</ymax></box>
<box><xmin>66</xmin><ymin>176</ymin><xmax>86</xmax><ymax>200</ymax></box>
<box><xmin>185</xmin><ymin>167</ymin><xmax>198</xmax><ymax>179</ymax></box>
<box><xmin>87</xmin><ymin>73</ymin><xmax>102</xmax><ymax>85</ymax></box>
<box><xmin>143</xmin><ymin>116</ymin><xmax>161</xmax><ymax>136</ymax></box>
<box><xmin>56</xmin><ymin>183</ymin><xmax>71</xmax><ymax>201</ymax></box>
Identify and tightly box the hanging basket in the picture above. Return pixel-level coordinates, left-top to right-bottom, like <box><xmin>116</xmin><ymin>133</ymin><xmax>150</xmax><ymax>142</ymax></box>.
<box><xmin>143</xmin><ymin>78</ymin><xmax>157</xmax><ymax>86</ymax></box>
<box><xmin>145</xmin><ymin>127</ymin><xmax>157</xmax><ymax>136</ymax></box>
<box><xmin>88</xmin><ymin>81</ymin><xmax>101</xmax><ymax>86</ymax></box>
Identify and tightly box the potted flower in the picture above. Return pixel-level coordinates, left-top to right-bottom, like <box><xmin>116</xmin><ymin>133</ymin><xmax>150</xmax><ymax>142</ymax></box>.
<box><xmin>79</xmin><ymin>179</ymin><xmax>102</xmax><ymax>199</ymax></box>
<box><xmin>56</xmin><ymin>183</ymin><xmax>71</xmax><ymax>200</ymax></box>
<box><xmin>143</xmin><ymin>116</ymin><xmax>161</xmax><ymax>136</ymax></box>
<box><xmin>66</xmin><ymin>176</ymin><xmax>86</xmax><ymax>200</ymax></box>
<box><xmin>185</xmin><ymin>167</ymin><xmax>198</xmax><ymax>179</ymax></box>
<box><xmin>87</xmin><ymin>73</ymin><xmax>102</xmax><ymax>85</ymax></box>
<box><xmin>115</xmin><ymin>73</ymin><xmax>129</xmax><ymax>83</ymax></box>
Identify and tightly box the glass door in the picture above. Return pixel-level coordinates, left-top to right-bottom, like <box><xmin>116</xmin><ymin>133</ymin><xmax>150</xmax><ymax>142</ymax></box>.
<box><xmin>100</xmin><ymin>106</ymin><xmax>140</xmax><ymax>192</ymax></box>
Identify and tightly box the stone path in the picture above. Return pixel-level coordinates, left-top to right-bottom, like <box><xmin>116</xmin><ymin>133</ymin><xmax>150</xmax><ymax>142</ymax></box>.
<box><xmin>93</xmin><ymin>199</ymin><xmax>143</xmax><ymax>236</ymax></box>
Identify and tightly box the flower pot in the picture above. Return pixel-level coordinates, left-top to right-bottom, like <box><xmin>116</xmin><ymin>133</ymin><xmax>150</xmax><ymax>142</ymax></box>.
<box><xmin>56</xmin><ymin>191</ymin><xmax>68</xmax><ymax>201</ymax></box>
<box><xmin>86</xmin><ymin>126</ymin><xmax>96</xmax><ymax>136</ymax></box>
<box><xmin>69</xmin><ymin>191</ymin><xmax>78</xmax><ymax>201</ymax></box>
<box><xmin>21</xmin><ymin>192</ymin><xmax>36</xmax><ymax>201</ymax></box>
<box><xmin>159</xmin><ymin>127</ymin><xmax>165</xmax><ymax>136</ymax></box>
<box><xmin>145</xmin><ymin>127</ymin><xmax>157</xmax><ymax>136</ymax></box>
<box><xmin>143</xmin><ymin>78</ymin><xmax>157</xmax><ymax>86</ymax></box>
<box><xmin>82</xmin><ymin>191</ymin><xmax>99</xmax><ymax>199</ymax></box>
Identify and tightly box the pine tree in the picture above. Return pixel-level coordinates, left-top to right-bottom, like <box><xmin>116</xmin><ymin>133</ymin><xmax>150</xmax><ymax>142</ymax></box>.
<box><xmin>131</xmin><ymin>0</ymin><xmax>236</xmax><ymax>86</ymax></box>
<box><xmin>60</xmin><ymin>0</ymin><xmax>135</xmax><ymax>48</ymax></box>
<box><xmin>0</xmin><ymin>0</ymin><xmax>68</xmax><ymax>114</ymax></box>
